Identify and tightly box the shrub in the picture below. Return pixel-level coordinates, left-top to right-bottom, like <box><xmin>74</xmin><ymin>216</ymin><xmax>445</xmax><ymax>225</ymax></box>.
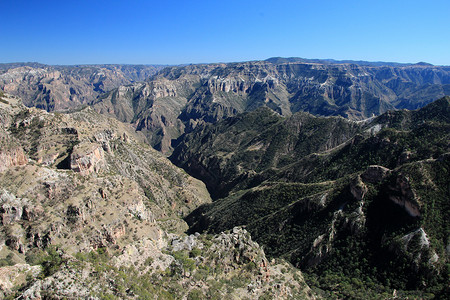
<box><xmin>0</xmin><ymin>253</ymin><xmax>15</xmax><ymax>267</ymax></box>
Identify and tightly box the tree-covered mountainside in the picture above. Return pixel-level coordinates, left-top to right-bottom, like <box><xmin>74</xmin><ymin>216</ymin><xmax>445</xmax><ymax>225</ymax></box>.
<box><xmin>171</xmin><ymin>107</ymin><xmax>361</xmax><ymax>199</ymax></box>
<box><xmin>176</xmin><ymin>97</ymin><xmax>450</xmax><ymax>298</ymax></box>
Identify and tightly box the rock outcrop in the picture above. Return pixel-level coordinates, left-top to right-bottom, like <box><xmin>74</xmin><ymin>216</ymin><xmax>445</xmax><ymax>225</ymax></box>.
<box><xmin>15</xmin><ymin>227</ymin><xmax>316</xmax><ymax>299</ymax></box>
<box><xmin>361</xmin><ymin>165</ymin><xmax>391</xmax><ymax>183</ymax></box>
<box><xmin>0</xmin><ymin>190</ymin><xmax>41</xmax><ymax>226</ymax></box>
<box><xmin>388</xmin><ymin>174</ymin><xmax>421</xmax><ymax>217</ymax></box>
<box><xmin>0</xmin><ymin>264</ymin><xmax>41</xmax><ymax>295</ymax></box>
<box><xmin>0</xmin><ymin>96</ymin><xmax>28</xmax><ymax>171</ymax></box>
<box><xmin>0</xmin><ymin>143</ymin><xmax>27</xmax><ymax>172</ymax></box>
<box><xmin>70</xmin><ymin>143</ymin><xmax>106</xmax><ymax>176</ymax></box>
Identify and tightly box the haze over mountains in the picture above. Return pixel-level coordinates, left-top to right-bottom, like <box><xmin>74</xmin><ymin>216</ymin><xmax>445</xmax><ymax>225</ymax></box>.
<box><xmin>0</xmin><ymin>57</ymin><xmax>449</xmax><ymax>298</ymax></box>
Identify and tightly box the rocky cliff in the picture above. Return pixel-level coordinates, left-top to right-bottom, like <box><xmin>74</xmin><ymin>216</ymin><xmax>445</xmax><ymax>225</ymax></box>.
<box><xmin>14</xmin><ymin>227</ymin><xmax>316</xmax><ymax>299</ymax></box>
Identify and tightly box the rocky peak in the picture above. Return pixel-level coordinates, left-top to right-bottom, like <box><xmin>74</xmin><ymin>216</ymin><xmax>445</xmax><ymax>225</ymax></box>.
<box><xmin>0</xmin><ymin>94</ymin><xmax>212</xmax><ymax>261</ymax></box>
<box><xmin>388</xmin><ymin>174</ymin><xmax>421</xmax><ymax>217</ymax></box>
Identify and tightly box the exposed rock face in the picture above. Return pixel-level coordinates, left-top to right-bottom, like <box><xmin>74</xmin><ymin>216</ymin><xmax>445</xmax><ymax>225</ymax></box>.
<box><xmin>17</xmin><ymin>264</ymin><xmax>94</xmax><ymax>300</ymax></box>
<box><xmin>391</xmin><ymin>228</ymin><xmax>440</xmax><ymax>270</ymax></box>
<box><xmin>0</xmin><ymin>144</ymin><xmax>27</xmax><ymax>172</ymax></box>
<box><xmin>0</xmin><ymin>264</ymin><xmax>41</xmax><ymax>294</ymax></box>
<box><xmin>91</xmin><ymin>61</ymin><xmax>450</xmax><ymax>153</ymax></box>
<box><xmin>350</xmin><ymin>176</ymin><xmax>368</xmax><ymax>201</ymax></box>
<box><xmin>388</xmin><ymin>174</ymin><xmax>421</xmax><ymax>217</ymax></box>
<box><xmin>0</xmin><ymin>96</ymin><xmax>28</xmax><ymax>171</ymax></box>
<box><xmin>208</xmin><ymin>227</ymin><xmax>268</xmax><ymax>267</ymax></box>
<box><xmin>0</xmin><ymin>190</ymin><xmax>41</xmax><ymax>225</ymax></box>
<box><xmin>0</xmin><ymin>64</ymin><xmax>164</xmax><ymax>111</ymax></box>
<box><xmin>70</xmin><ymin>143</ymin><xmax>106</xmax><ymax>176</ymax></box>
<box><xmin>171</xmin><ymin>233</ymin><xmax>198</xmax><ymax>252</ymax></box>
<box><xmin>304</xmin><ymin>210</ymin><xmax>343</xmax><ymax>267</ymax></box>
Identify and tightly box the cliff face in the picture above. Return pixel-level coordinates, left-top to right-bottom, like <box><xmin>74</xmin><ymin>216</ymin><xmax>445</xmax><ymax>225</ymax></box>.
<box><xmin>0</xmin><ymin>96</ymin><xmax>28</xmax><ymax>172</ymax></box>
<box><xmin>0</xmin><ymin>64</ymin><xmax>163</xmax><ymax>111</ymax></box>
<box><xmin>69</xmin><ymin>143</ymin><xmax>106</xmax><ymax>176</ymax></box>
<box><xmin>91</xmin><ymin>61</ymin><xmax>450</xmax><ymax>153</ymax></box>
<box><xmin>0</xmin><ymin>140</ymin><xmax>27</xmax><ymax>172</ymax></box>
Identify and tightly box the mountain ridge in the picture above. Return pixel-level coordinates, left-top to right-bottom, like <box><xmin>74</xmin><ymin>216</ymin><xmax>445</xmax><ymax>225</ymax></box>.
<box><xmin>2</xmin><ymin>59</ymin><xmax>449</xmax><ymax>154</ymax></box>
<box><xmin>264</xmin><ymin>57</ymin><xmax>437</xmax><ymax>67</ymax></box>
<box><xmin>0</xmin><ymin>57</ymin><xmax>448</xmax><ymax>298</ymax></box>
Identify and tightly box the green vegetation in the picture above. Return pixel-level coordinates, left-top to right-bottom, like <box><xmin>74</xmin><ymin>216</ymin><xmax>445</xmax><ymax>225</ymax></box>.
<box><xmin>182</xmin><ymin>97</ymin><xmax>450</xmax><ymax>298</ymax></box>
<box><xmin>23</xmin><ymin>245</ymin><xmax>66</xmax><ymax>278</ymax></box>
<box><xmin>0</xmin><ymin>91</ymin><xmax>8</xmax><ymax>104</ymax></box>
<box><xmin>171</xmin><ymin>107</ymin><xmax>360</xmax><ymax>198</ymax></box>
<box><xmin>0</xmin><ymin>253</ymin><xmax>15</xmax><ymax>267</ymax></box>
<box><xmin>5</xmin><ymin>232</ymin><xmax>296</xmax><ymax>299</ymax></box>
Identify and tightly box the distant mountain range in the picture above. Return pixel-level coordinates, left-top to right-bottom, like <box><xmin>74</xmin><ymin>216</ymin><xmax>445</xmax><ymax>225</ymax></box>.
<box><xmin>265</xmin><ymin>57</ymin><xmax>436</xmax><ymax>67</ymax></box>
<box><xmin>89</xmin><ymin>59</ymin><xmax>449</xmax><ymax>153</ymax></box>
<box><xmin>2</xmin><ymin>60</ymin><xmax>449</xmax><ymax>155</ymax></box>
<box><xmin>0</xmin><ymin>63</ymin><xmax>164</xmax><ymax>111</ymax></box>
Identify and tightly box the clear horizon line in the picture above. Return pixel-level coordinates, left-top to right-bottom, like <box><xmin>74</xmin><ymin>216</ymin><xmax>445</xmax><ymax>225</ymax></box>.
<box><xmin>0</xmin><ymin>57</ymin><xmax>448</xmax><ymax>67</ymax></box>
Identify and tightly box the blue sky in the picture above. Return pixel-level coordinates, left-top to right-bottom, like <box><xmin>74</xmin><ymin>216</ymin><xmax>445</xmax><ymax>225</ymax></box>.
<box><xmin>1</xmin><ymin>0</ymin><xmax>449</xmax><ymax>65</ymax></box>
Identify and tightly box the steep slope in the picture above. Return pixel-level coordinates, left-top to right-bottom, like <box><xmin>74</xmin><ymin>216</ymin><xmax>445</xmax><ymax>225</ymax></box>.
<box><xmin>0</xmin><ymin>91</ymin><xmax>211</xmax><ymax>251</ymax></box>
<box><xmin>179</xmin><ymin>97</ymin><xmax>450</xmax><ymax>298</ymax></box>
<box><xmin>171</xmin><ymin>107</ymin><xmax>361</xmax><ymax>199</ymax></box>
<box><xmin>0</xmin><ymin>92</ymin><xmax>316</xmax><ymax>299</ymax></box>
<box><xmin>0</xmin><ymin>64</ymin><xmax>163</xmax><ymax>111</ymax></box>
<box><xmin>91</xmin><ymin>60</ymin><xmax>450</xmax><ymax>153</ymax></box>
<box><xmin>15</xmin><ymin>227</ymin><xmax>317</xmax><ymax>299</ymax></box>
